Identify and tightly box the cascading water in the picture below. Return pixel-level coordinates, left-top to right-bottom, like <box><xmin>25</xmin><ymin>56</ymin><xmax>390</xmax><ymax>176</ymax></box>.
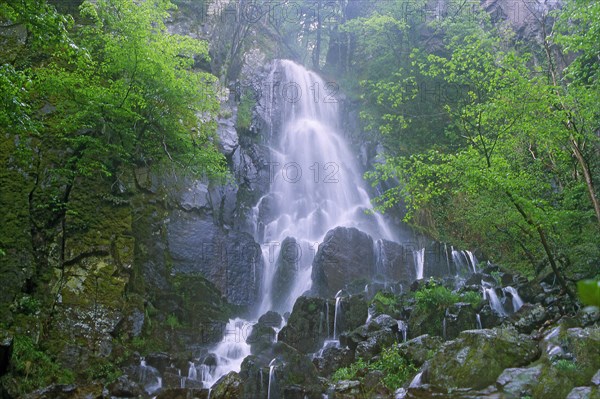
<box><xmin>476</xmin><ymin>313</ymin><xmax>482</xmax><ymax>329</ymax></box>
<box><xmin>256</xmin><ymin>59</ymin><xmax>394</xmax><ymax>315</ymax></box>
<box><xmin>267</xmin><ymin>359</ymin><xmax>277</xmax><ymax>399</ymax></box>
<box><xmin>333</xmin><ymin>290</ymin><xmax>343</xmax><ymax>340</ymax></box>
<box><xmin>413</xmin><ymin>248</ymin><xmax>425</xmax><ymax>280</ymax></box>
<box><xmin>482</xmin><ymin>282</ymin><xmax>507</xmax><ymax>317</ymax></box>
<box><xmin>202</xmin><ymin>59</ymin><xmax>395</xmax><ymax>388</ymax></box>
<box><xmin>503</xmin><ymin>286</ymin><xmax>524</xmax><ymax>312</ymax></box>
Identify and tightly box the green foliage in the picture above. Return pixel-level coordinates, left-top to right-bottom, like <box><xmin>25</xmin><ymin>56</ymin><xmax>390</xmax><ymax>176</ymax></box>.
<box><xmin>461</xmin><ymin>291</ymin><xmax>483</xmax><ymax>309</ymax></box>
<box><xmin>553</xmin><ymin>359</ymin><xmax>578</xmax><ymax>373</ymax></box>
<box><xmin>86</xmin><ymin>358</ymin><xmax>122</xmax><ymax>383</ymax></box>
<box><xmin>10</xmin><ymin>296</ymin><xmax>41</xmax><ymax>316</ymax></box>
<box><xmin>166</xmin><ymin>314</ymin><xmax>182</xmax><ymax>330</ymax></box>
<box><xmin>577</xmin><ymin>280</ymin><xmax>600</xmax><ymax>308</ymax></box>
<box><xmin>370</xmin><ymin>345</ymin><xmax>418</xmax><ymax>391</ymax></box>
<box><xmin>331</xmin><ymin>357</ymin><xmax>368</xmax><ymax>382</ymax></box>
<box><xmin>3</xmin><ymin>335</ymin><xmax>74</xmax><ymax>395</ymax></box>
<box><xmin>414</xmin><ymin>281</ymin><xmax>459</xmax><ymax>312</ymax></box>
<box><xmin>236</xmin><ymin>93</ymin><xmax>255</xmax><ymax>132</ymax></box>
<box><xmin>331</xmin><ymin>345</ymin><xmax>417</xmax><ymax>391</ymax></box>
<box><xmin>370</xmin><ymin>291</ymin><xmax>400</xmax><ymax>315</ymax></box>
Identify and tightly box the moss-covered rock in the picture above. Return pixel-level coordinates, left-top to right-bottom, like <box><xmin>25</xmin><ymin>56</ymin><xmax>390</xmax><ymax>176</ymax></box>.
<box><xmin>426</xmin><ymin>327</ymin><xmax>540</xmax><ymax>390</ymax></box>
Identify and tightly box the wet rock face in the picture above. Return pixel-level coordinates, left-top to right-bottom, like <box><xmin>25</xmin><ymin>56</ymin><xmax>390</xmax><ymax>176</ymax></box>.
<box><xmin>313</xmin><ymin>346</ymin><xmax>355</xmax><ymax>377</ymax></box>
<box><xmin>239</xmin><ymin>342</ymin><xmax>322</xmax><ymax>399</ymax></box>
<box><xmin>426</xmin><ymin>327</ymin><xmax>540</xmax><ymax>390</ymax></box>
<box><xmin>373</xmin><ymin>239</ymin><xmax>416</xmax><ymax>284</ymax></box>
<box><xmin>278</xmin><ymin>297</ymin><xmax>328</xmax><ymax>354</ymax></box>
<box><xmin>496</xmin><ymin>365</ymin><xmax>542</xmax><ymax>399</ymax></box>
<box><xmin>166</xmin><ymin>210</ymin><xmax>263</xmax><ymax>306</ymax></box>
<box><xmin>212</xmin><ymin>371</ymin><xmax>243</xmax><ymax>399</ymax></box>
<box><xmin>311</xmin><ymin>227</ymin><xmax>375</xmax><ymax>297</ymax></box>
<box><xmin>271</xmin><ymin>237</ymin><xmax>300</xmax><ymax>313</ymax></box>
<box><xmin>397</xmin><ymin>334</ymin><xmax>443</xmax><ymax>367</ymax></box>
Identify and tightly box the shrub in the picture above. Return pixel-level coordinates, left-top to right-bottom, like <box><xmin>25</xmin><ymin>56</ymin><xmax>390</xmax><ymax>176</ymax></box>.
<box><xmin>461</xmin><ymin>291</ymin><xmax>483</xmax><ymax>308</ymax></box>
<box><xmin>331</xmin><ymin>357</ymin><xmax>368</xmax><ymax>382</ymax></box>
<box><xmin>414</xmin><ymin>282</ymin><xmax>459</xmax><ymax>312</ymax></box>
<box><xmin>370</xmin><ymin>291</ymin><xmax>399</xmax><ymax>315</ymax></box>
<box><xmin>370</xmin><ymin>345</ymin><xmax>418</xmax><ymax>390</ymax></box>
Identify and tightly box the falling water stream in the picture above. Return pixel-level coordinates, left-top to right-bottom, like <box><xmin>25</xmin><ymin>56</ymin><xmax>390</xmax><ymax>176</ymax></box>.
<box><xmin>202</xmin><ymin>59</ymin><xmax>394</xmax><ymax>387</ymax></box>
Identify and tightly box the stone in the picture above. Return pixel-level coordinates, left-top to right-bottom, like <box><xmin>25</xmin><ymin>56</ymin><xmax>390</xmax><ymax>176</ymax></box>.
<box><xmin>373</xmin><ymin>239</ymin><xmax>416</xmax><ymax>284</ymax></box>
<box><xmin>278</xmin><ymin>296</ymin><xmax>328</xmax><ymax>353</ymax></box>
<box><xmin>426</xmin><ymin>327</ymin><xmax>540</xmax><ymax>389</ymax></box>
<box><xmin>565</xmin><ymin>387</ymin><xmax>594</xmax><ymax>399</ymax></box>
<box><xmin>108</xmin><ymin>375</ymin><xmax>145</xmax><ymax>397</ymax></box>
<box><xmin>355</xmin><ymin>328</ymin><xmax>398</xmax><ymax>361</ymax></box>
<box><xmin>397</xmin><ymin>334</ymin><xmax>443</xmax><ymax>367</ymax></box>
<box><xmin>258</xmin><ymin>311</ymin><xmax>283</xmax><ymax>328</ymax></box>
<box><xmin>211</xmin><ymin>371</ymin><xmax>242</xmax><ymax>399</ymax></box>
<box><xmin>156</xmin><ymin>387</ymin><xmax>210</xmax><ymax>399</ymax></box>
<box><xmin>313</xmin><ymin>346</ymin><xmax>355</xmax><ymax>376</ymax></box>
<box><xmin>271</xmin><ymin>237</ymin><xmax>300</xmax><ymax>313</ymax></box>
<box><xmin>180</xmin><ymin>180</ymin><xmax>210</xmax><ymax>212</ymax></box>
<box><xmin>311</xmin><ymin>227</ymin><xmax>375</xmax><ymax>297</ymax></box>
<box><xmin>443</xmin><ymin>302</ymin><xmax>478</xmax><ymax>341</ymax></box>
<box><xmin>496</xmin><ymin>365</ymin><xmax>542</xmax><ymax>398</ymax></box>
<box><xmin>217</xmin><ymin>117</ymin><xmax>239</xmax><ymax>156</ymax></box>
<box><xmin>510</xmin><ymin>303</ymin><xmax>547</xmax><ymax>334</ymax></box>
<box><xmin>166</xmin><ymin>211</ymin><xmax>263</xmax><ymax>306</ymax></box>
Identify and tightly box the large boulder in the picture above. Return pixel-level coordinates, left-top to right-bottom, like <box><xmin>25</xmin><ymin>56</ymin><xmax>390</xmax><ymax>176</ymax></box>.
<box><xmin>271</xmin><ymin>237</ymin><xmax>300</xmax><ymax>313</ymax></box>
<box><xmin>532</xmin><ymin>326</ymin><xmax>600</xmax><ymax>399</ymax></box>
<box><xmin>426</xmin><ymin>327</ymin><xmax>540</xmax><ymax>389</ymax></box>
<box><xmin>211</xmin><ymin>371</ymin><xmax>242</xmax><ymax>399</ymax></box>
<box><xmin>278</xmin><ymin>297</ymin><xmax>328</xmax><ymax>353</ymax></box>
<box><xmin>397</xmin><ymin>334</ymin><xmax>443</xmax><ymax>367</ymax></box>
<box><xmin>311</xmin><ymin>227</ymin><xmax>375</xmax><ymax>297</ymax></box>
<box><xmin>496</xmin><ymin>365</ymin><xmax>542</xmax><ymax>399</ymax></box>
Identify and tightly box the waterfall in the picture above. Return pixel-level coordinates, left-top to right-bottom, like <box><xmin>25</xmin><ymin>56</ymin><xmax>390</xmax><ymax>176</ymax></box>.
<box><xmin>409</xmin><ymin>371</ymin><xmax>423</xmax><ymax>388</ymax></box>
<box><xmin>465</xmin><ymin>250</ymin><xmax>478</xmax><ymax>273</ymax></box>
<box><xmin>203</xmin><ymin>318</ymin><xmax>252</xmax><ymax>387</ymax></box>
<box><xmin>187</xmin><ymin>362</ymin><xmax>197</xmax><ymax>380</ymax></box>
<box><xmin>476</xmin><ymin>313</ymin><xmax>482</xmax><ymax>329</ymax></box>
<box><xmin>503</xmin><ymin>286</ymin><xmax>524</xmax><ymax>312</ymax></box>
<box><xmin>138</xmin><ymin>358</ymin><xmax>162</xmax><ymax>395</ymax></box>
<box><xmin>397</xmin><ymin>320</ymin><xmax>408</xmax><ymax>342</ymax></box>
<box><xmin>413</xmin><ymin>248</ymin><xmax>425</xmax><ymax>280</ymax></box>
<box><xmin>333</xmin><ymin>290</ymin><xmax>343</xmax><ymax>340</ymax></box>
<box><xmin>325</xmin><ymin>301</ymin><xmax>330</xmax><ymax>338</ymax></box>
<box><xmin>256</xmin><ymin>59</ymin><xmax>394</xmax><ymax>316</ymax></box>
<box><xmin>482</xmin><ymin>282</ymin><xmax>506</xmax><ymax>317</ymax></box>
<box><xmin>268</xmin><ymin>359</ymin><xmax>277</xmax><ymax>399</ymax></box>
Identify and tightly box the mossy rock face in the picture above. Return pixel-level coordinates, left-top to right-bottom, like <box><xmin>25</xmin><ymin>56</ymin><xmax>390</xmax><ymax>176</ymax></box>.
<box><xmin>426</xmin><ymin>327</ymin><xmax>540</xmax><ymax>390</ymax></box>
<box><xmin>211</xmin><ymin>371</ymin><xmax>242</xmax><ymax>399</ymax></box>
<box><xmin>278</xmin><ymin>296</ymin><xmax>328</xmax><ymax>353</ymax></box>
<box><xmin>0</xmin><ymin>138</ymin><xmax>34</xmax><ymax>323</ymax></box>
<box><xmin>408</xmin><ymin>305</ymin><xmax>443</xmax><ymax>339</ymax></box>
<box><xmin>532</xmin><ymin>326</ymin><xmax>600</xmax><ymax>399</ymax></box>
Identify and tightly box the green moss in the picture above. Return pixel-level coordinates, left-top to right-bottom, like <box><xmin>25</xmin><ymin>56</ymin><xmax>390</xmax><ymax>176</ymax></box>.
<box><xmin>1</xmin><ymin>335</ymin><xmax>75</xmax><ymax>396</ymax></box>
<box><xmin>236</xmin><ymin>92</ymin><xmax>255</xmax><ymax>132</ymax></box>
<box><xmin>370</xmin><ymin>291</ymin><xmax>400</xmax><ymax>315</ymax></box>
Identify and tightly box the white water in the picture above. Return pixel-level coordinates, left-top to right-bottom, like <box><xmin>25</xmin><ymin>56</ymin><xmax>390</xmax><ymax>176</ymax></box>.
<box><xmin>267</xmin><ymin>359</ymin><xmax>277</xmax><ymax>399</ymax></box>
<box><xmin>413</xmin><ymin>248</ymin><xmax>425</xmax><ymax>280</ymax></box>
<box><xmin>333</xmin><ymin>290</ymin><xmax>343</xmax><ymax>340</ymax></box>
<box><xmin>201</xmin><ymin>60</ymin><xmax>395</xmax><ymax>388</ymax></box>
<box><xmin>139</xmin><ymin>359</ymin><xmax>162</xmax><ymax>395</ymax></box>
<box><xmin>256</xmin><ymin>59</ymin><xmax>394</xmax><ymax>315</ymax></box>
<box><xmin>503</xmin><ymin>286</ymin><xmax>524</xmax><ymax>312</ymax></box>
<box><xmin>409</xmin><ymin>371</ymin><xmax>423</xmax><ymax>388</ymax></box>
<box><xmin>397</xmin><ymin>320</ymin><xmax>408</xmax><ymax>342</ymax></box>
<box><xmin>476</xmin><ymin>313</ymin><xmax>482</xmax><ymax>329</ymax></box>
<box><xmin>482</xmin><ymin>282</ymin><xmax>507</xmax><ymax>317</ymax></box>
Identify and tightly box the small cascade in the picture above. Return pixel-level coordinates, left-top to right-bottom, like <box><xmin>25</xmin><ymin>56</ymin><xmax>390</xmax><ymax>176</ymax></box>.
<box><xmin>442</xmin><ymin>317</ymin><xmax>447</xmax><ymax>340</ymax></box>
<box><xmin>207</xmin><ymin>388</ymin><xmax>212</xmax><ymax>399</ymax></box>
<box><xmin>267</xmin><ymin>359</ymin><xmax>277</xmax><ymax>399</ymax></box>
<box><xmin>138</xmin><ymin>358</ymin><xmax>162</xmax><ymax>395</ymax></box>
<box><xmin>413</xmin><ymin>248</ymin><xmax>425</xmax><ymax>280</ymax></box>
<box><xmin>397</xmin><ymin>320</ymin><xmax>408</xmax><ymax>342</ymax></box>
<box><xmin>476</xmin><ymin>313</ymin><xmax>482</xmax><ymax>329</ymax></box>
<box><xmin>325</xmin><ymin>301</ymin><xmax>330</xmax><ymax>338</ymax></box>
<box><xmin>204</xmin><ymin>318</ymin><xmax>252</xmax><ymax>387</ymax></box>
<box><xmin>444</xmin><ymin>243</ymin><xmax>451</xmax><ymax>274</ymax></box>
<box><xmin>409</xmin><ymin>371</ymin><xmax>423</xmax><ymax>388</ymax></box>
<box><xmin>198</xmin><ymin>364</ymin><xmax>212</xmax><ymax>388</ymax></box>
<box><xmin>188</xmin><ymin>362</ymin><xmax>197</xmax><ymax>380</ymax></box>
<box><xmin>366</xmin><ymin>307</ymin><xmax>374</xmax><ymax>324</ymax></box>
<box><xmin>503</xmin><ymin>286</ymin><xmax>524</xmax><ymax>312</ymax></box>
<box><xmin>465</xmin><ymin>250</ymin><xmax>478</xmax><ymax>274</ymax></box>
<box><xmin>333</xmin><ymin>290</ymin><xmax>343</xmax><ymax>340</ymax></box>
<box><xmin>482</xmin><ymin>282</ymin><xmax>506</xmax><ymax>317</ymax></box>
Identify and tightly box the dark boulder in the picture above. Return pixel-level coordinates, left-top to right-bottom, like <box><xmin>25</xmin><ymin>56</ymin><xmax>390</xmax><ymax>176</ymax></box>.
<box><xmin>211</xmin><ymin>371</ymin><xmax>242</xmax><ymax>399</ymax></box>
<box><xmin>311</xmin><ymin>227</ymin><xmax>375</xmax><ymax>297</ymax></box>
<box><xmin>278</xmin><ymin>296</ymin><xmax>328</xmax><ymax>353</ymax></box>
<box><xmin>271</xmin><ymin>237</ymin><xmax>300</xmax><ymax>313</ymax></box>
<box><xmin>397</xmin><ymin>334</ymin><xmax>443</xmax><ymax>367</ymax></box>
<box><xmin>313</xmin><ymin>346</ymin><xmax>355</xmax><ymax>377</ymax></box>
